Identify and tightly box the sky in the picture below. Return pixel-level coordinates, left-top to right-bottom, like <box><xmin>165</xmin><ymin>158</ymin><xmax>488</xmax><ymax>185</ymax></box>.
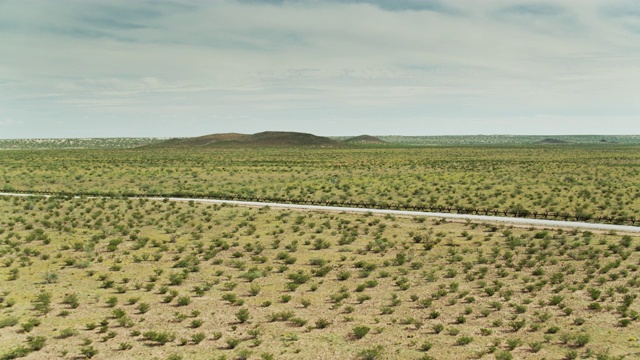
<box><xmin>1</xmin><ymin>0</ymin><xmax>640</xmax><ymax>138</ymax></box>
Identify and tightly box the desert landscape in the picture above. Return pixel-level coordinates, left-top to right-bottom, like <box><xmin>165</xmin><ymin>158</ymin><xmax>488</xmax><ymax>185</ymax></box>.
<box><xmin>0</xmin><ymin>134</ymin><xmax>639</xmax><ymax>359</ymax></box>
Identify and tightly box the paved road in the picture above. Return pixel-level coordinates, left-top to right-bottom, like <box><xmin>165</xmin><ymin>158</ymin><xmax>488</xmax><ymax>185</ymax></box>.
<box><xmin>157</xmin><ymin>197</ymin><xmax>640</xmax><ymax>233</ymax></box>
<box><xmin>2</xmin><ymin>192</ymin><xmax>639</xmax><ymax>233</ymax></box>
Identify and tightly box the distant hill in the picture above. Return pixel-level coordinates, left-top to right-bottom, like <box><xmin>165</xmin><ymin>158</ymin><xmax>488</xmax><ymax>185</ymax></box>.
<box><xmin>536</xmin><ymin>138</ymin><xmax>570</xmax><ymax>144</ymax></box>
<box><xmin>150</xmin><ymin>131</ymin><xmax>343</xmax><ymax>148</ymax></box>
<box><xmin>343</xmin><ymin>135</ymin><xmax>386</xmax><ymax>144</ymax></box>
<box><xmin>150</xmin><ymin>133</ymin><xmax>246</xmax><ymax>147</ymax></box>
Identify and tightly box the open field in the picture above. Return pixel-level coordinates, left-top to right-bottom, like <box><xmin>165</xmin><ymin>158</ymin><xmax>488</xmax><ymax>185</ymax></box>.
<box><xmin>0</xmin><ymin>194</ymin><xmax>639</xmax><ymax>360</ymax></box>
<box><xmin>1</xmin><ymin>146</ymin><xmax>639</xmax><ymax>220</ymax></box>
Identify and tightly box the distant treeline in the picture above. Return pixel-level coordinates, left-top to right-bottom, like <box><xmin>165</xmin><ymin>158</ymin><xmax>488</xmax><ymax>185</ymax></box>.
<box><xmin>0</xmin><ymin>138</ymin><xmax>165</xmax><ymax>150</ymax></box>
<box><xmin>349</xmin><ymin>135</ymin><xmax>640</xmax><ymax>146</ymax></box>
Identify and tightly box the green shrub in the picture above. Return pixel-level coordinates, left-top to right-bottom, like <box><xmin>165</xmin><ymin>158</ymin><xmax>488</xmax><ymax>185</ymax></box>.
<box><xmin>352</xmin><ymin>325</ymin><xmax>370</xmax><ymax>339</ymax></box>
<box><xmin>574</xmin><ymin>333</ymin><xmax>590</xmax><ymax>347</ymax></box>
<box><xmin>58</xmin><ymin>327</ymin><xmax>78</xmax><ymax>339</ymax></box>
<box><xmin>176</xmin><ymin>296</ymin><xmax>191</xmax><ymax>306</ymax></box>
<box><xmin>249</xmin><ymin>284</ymin><xmax>261</xmax><ymax>296</ymax></box>
<box><xmin>529</xmin><ymin>341</ymin><xmax>543</xmax><ymax>352</ymax></box>
<box><xmin>288</xmin><ymin>316</ymin><xmax>306</xmax><ymax>327</ymax></box>
<box><xmin>0</xmin><ymin>317</ymin><xmax>19</xmax><ymax>329</ymax></box>
<box><xmin>26</xmin><ymin>336</ymin><xmax>46</xmax><ymax>351</ymax></box>
<box><xmin>236</xmin><ymin>308</ymin><xmax>250</xmax><ymax>323</ymax></box>
<box><xmin>236</xmin><ymin>349</ymin><xmax>252</xmax><ymax>360</ymax></box>
<box><xmin>142</xmin><ymin>331</ymin><xmax>175</xmax><ymax>345</ymax></box>
<box><xmin>588</xmin><ymin>302</ymin><xmax>602</xmax><ymax>311</ymax></box>
<box><xmin>546</xmin><ymin>325</ymin><xmax>560</xmax><ymax>334</ymax></box>
<box><xmin>32</xmin><ymin>292</ymin><xmax>52</xmax><ymax>314</ymax></box>
<box><xmin>106</xmin><ymin>296</ymin><xmax>118</xmax><ymax>307</ymax></box>
<box><xmin>357</xmin><ymin>345</ymin><xmax>384</xmax><ymax>360</ymax></box>
<box><xmin>43</xmin><ymin>271</ymin><xmax>58</xmax><ymax>284</ymax></box>
<box><xmin>494</xmin><ymin>351</ymin><xmax>513</xmax><ymax>360</ymax></box>
<box><xmin>62</xmin><ymin>293</ymin><xmax>79</xmax><ymax>309</ymax></box>
<box><xmin>619</xmin><ymin>318</ymin><xmax>632</xmax><ymax>327</ymax></box>
<box><xmin>20</xmin><ymin>318</ymin><xmax>40</xmax><ymax>333</ymax></box>
<box><xmin>191</xmin><ymin>332</ymin><xmax>206</xmax><ymax>344</ymax></box>
<box><xmin>588</xmin><ymin>288</ymin><xmax>601</xmax><ymax>301</ymax></box>
<box><xmin>564</xmin><ymin>350</ymin><xmax>578</xmax><ymax>359</ymax></box>
<box><xmin>80</xmin><ymin>346</ymin><xmax>98</xmax><ymax>358</ymax></box>
<box><xmin>509</xmin><ymin>318</ymin><xmax>526</xmax><ymax>332</ymax></box>
<box><xmin>226</xmin><ymin>337</ymin><xmax>241</xmax><ymax>349</ymax></box>
<box><xmin>315</xmin><ymin>318</ymin><xmax>331</xmax><ymax>329</ymax></box>
<box><xmin>0</xmin><ymin>346</ymin><xmax>31</xmax><ymax>360</ymax></box>
<box><xmin>419</xmin><ymin>341</ymin><xmax>433</xmax><ymax>351</ymax></box>
<box><xmin>190</xmin><ymin>319</ymin><xmax>204</xmax><ymax>328</ymax></box>
<box><xmin>137</xmin><ymin>302</ymin><xmax>150</xmax><ymax>314</ymax></box>
<box><xmin>506</xmin><ymin>338</ymin><xmax>522</xmax><ymax>350</ymax></box>
<box><xmin>337</xmin><ymin>270</ymin><xmax>351</xmax><ymax>281</ymax></box>
<box><xmin>549</xmin><ymin>295</ymin><xmax>564</xmax><ymax>306</ymax></box>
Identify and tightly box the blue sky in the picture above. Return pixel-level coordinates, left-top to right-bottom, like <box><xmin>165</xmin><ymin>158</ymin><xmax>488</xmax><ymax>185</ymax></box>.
<box><xmin>1</xmin><ymin>0</ymin><xmax>640</xmax><ymax>138</ymax></box>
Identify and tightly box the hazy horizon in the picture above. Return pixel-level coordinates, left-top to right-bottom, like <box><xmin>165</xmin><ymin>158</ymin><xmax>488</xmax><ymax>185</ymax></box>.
<box><xmin>4</xmin><ymin>133</ymin><xmax>640</xmax><ymax>141</ymax></box>
<box><xmin>2</xmin><ymin>0</ymin><xmax>640</xmax><ymax>138</ymax></box>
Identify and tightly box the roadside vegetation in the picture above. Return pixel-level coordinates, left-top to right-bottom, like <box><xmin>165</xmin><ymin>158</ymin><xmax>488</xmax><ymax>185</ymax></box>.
<box><xmin>0</xmin><ymin>194</ymin><xmax>638</xmax><ymax>359</ymax></box>
<box><xmin>1</xmin><ymin>146</ymin><xmax>639</xmax><ymax>220</ymax></box>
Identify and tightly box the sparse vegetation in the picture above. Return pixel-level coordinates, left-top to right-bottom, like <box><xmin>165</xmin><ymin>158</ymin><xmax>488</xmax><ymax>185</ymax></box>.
<box><xmin>2</xmin><ymin>145</ymin><xmax>640</xmax><ymax>220</ymax></box>
<box><xmin>0</xmin><ymin>144</ymin><xmax>637</xmax><ymax>359</ymax></box>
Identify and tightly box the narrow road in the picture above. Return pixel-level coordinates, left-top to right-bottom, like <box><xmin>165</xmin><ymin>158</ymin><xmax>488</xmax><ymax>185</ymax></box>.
<box><xmin>2</xmin><ymin>192</ymin><xmax>639</xmax><ymax>233</ymax></box>
<box><xmin>157</xmin><ymin>197</ymin><xmax>640</xmax><ymax>233</ymax></box>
